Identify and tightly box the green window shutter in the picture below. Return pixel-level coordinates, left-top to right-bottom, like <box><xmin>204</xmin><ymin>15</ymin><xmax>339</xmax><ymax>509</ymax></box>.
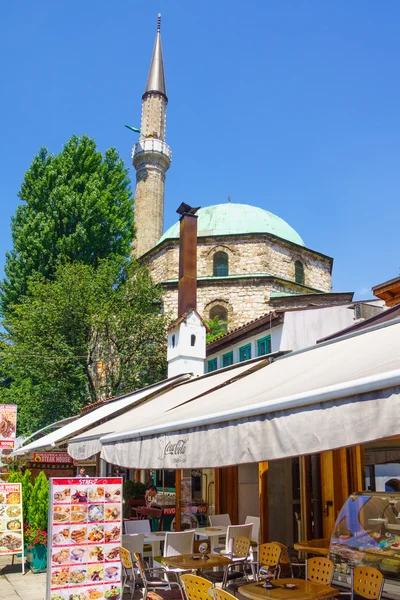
<box><xmin>239</xmin><ymin>344</ymin><xmax>251</xmax><ymax>362</ymax></box>
<box><xmin>222</xmin><ymin>352</ymin><xmax>233</xmax><ymax>367</ymax></box>
<box><xmin>207</xmin><ymin>358</ymin><xmax>217</xmax><ymax>372</ymax></box>
<box><xmin>257</xmin><ymin>335</ymin><xmax>271</xmax><ymax>356</ymax></box>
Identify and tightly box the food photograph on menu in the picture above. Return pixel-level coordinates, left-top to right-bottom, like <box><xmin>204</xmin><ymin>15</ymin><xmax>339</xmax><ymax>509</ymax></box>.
<box><xmin>0</xmin><ymin>483</ymin><xmax>24</xmax><ymax>555</ymax></box>
<box><xmin>48</xmin><ymin>478</ymin><xmax>122</xmax><ymax>600</ymax></box>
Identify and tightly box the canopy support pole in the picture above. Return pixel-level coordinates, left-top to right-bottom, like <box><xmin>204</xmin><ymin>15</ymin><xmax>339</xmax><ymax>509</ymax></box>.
<box><xmin>259</xmin><ymin>461</ymin><xmax>269</xmax><ymax>543</ymax></box>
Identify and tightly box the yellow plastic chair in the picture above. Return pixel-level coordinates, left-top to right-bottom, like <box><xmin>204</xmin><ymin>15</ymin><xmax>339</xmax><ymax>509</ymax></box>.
<box><xmin>180</xmin><ymin>574</ymin><xmax>214</xmax><ymax>600</ymax></box>
<box><xmin>212</xmin><ymin>588</ymin><xmax>237</xmax><ymax>600</ymax></box>
<box><xmin>119</xmin><ymin>546</ymin><xmax>136</xmax><ymax>600</ymax></box>
<box><xmin>134</xmin><ymin>552</ymin><xmax>184</xmax><ymax>600</ymax></box>
<box><xmin>306</xmin><ymin>557</ymin><xmax>335</xmax><ymax>586</ymax></box>
<box><xmin>258</xmin><ymin>542</ymin><xmax>282</xmax><ymax>579</ymax></box>
<box><xmin>351</xmin><ymin>566</ymin><xmax>384</xmax><ymax>600</ymax></box>
<box><xmin>222</xmin><ymin>536</ymin><xmax>252</xmax><ymax>588</ymax></box>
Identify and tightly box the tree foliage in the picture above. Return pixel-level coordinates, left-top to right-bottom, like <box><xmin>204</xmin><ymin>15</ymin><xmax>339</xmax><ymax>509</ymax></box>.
<box><xmin>1</xmin><ymin>135</ymin><xmax>133</xmax><ymax>317</ymax></box>
<box><xmin>1</xmin><ymin>260</ymin><xmax>168</xmax><ymax>434</ymax></box>
<box><xmin>28</xmin><ymin>471</ymin><xmax>49</xmax><ymax>531</ymax></box>
<box><xmin>206</xmin><ymin>315</ymin><xmax>228</xmax><ymax>344</ymax></box>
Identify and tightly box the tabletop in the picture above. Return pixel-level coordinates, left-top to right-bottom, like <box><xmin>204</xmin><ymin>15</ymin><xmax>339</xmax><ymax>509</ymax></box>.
<box><xmin>195</xmin><ymin>526</ymin><xmax>228</xmax><ymax>537</ymax></box>
<box><xmin>239</xmin><ymin>579</ymin><xmax>339</xmax><ymax>600</ymax></box>
<box><xmin>161</xmin><ymin>553</ymin><xmax>232</xmax><ymax>570</ymax></box>
<box><xmin>293</xmin><ymin>539</ymin><xmax>330</xmax><ymax>557</ymax></box>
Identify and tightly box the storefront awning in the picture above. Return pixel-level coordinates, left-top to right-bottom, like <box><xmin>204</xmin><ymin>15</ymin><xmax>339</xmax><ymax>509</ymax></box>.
<box><xmin>14</xmin><ymin>374</ymin><xmax>191</xmax><ymax>456</ymax></box>
<box><xmin>68</xmin><ymin>358</ymin><xmax>269</xmax><ymax>460</ymax></box>
<box><xmin>100</xmin><ymin>319</ymin><xmax>400</xmax><ymax>469</ymax></box>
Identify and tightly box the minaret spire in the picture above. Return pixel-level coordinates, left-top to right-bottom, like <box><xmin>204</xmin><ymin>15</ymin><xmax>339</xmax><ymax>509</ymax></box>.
<box><xmin>131</xmin><ymin>14</ymin><xmax>172</xmax><ymax>257</ymax></box>
<box><xmin>144</xmin><ymin>13</ymin><xmax>167</xmax><ymax>99</ymax></box>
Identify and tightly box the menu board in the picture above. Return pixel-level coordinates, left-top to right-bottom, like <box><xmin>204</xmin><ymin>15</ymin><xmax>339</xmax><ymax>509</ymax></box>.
<box><xmin>0</xmin><ymin>482</ymin><xmax>24</xmax><ymax>556</ymax></box>
<box><xmin>0</xmin><ymin>405</ymin><xmax>17</xmax><ymax>481</ymax></box>
<box><xmin>47</xmin><ymin>477</ymin><xmax>123</xmax><ymax>600</ymax></box>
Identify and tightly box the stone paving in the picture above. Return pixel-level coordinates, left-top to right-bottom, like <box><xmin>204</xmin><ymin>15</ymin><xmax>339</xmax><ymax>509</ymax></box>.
<box><xmin>0</xmin><ymin>555</ymin><xmax>46</xmax><ymax>600</ymax></box>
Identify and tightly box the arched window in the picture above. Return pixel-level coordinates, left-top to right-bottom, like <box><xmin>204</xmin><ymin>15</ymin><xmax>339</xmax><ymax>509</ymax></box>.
<box><xmin>295</xmin><ymin>260</ymin><xmax>304</xmax><ymax>285</ymax></box>
<box><xmin>171</xmin><ymin>334</ymin><xmax>176</xmax><ymax>348</ymax></box>
<box><xmin>213</xmin><ymin>251</ymin><xmax>229</xmax><ymax>276</ymax></box>
<box><xmin>191</xmin><ymin>334</ymin><xmax>196</xmax><ymax>347</ymax></box>
<box><xmin>209</xmin><ymin>305</ymin><xmax>228</xmax><ymax>334</ymax></box>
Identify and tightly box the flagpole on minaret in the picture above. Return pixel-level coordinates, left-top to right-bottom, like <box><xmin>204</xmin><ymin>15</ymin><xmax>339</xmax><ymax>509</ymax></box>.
<box><xmin>132</xmin><ymin>13</ymin><xmax>172</xmax><ymax>257</ymax></box>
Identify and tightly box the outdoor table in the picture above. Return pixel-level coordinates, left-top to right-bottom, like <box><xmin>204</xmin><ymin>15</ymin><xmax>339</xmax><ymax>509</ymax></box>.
<box><xmin>125</xmin><ymin>531</ymin><xmax>167</xmax><ymax>557</ymax></box>
<box><xmin>239</xmin><ymin>580</ymin><xmax>339</xmax><ymax>600</ymax></box>
<box><xmin>161</xmin><ymin>552</ymin><xmax>232</xmax><ymax>571</ymax></box>
<box><xmin>293</xmin><ymin>539</ymin><xmax>330</xmax><ymax>557</ymax></box>
<box><xmin>194</xmin><ymin>525</ymin><xmax>228</xmax><ymax>552</ymax></box>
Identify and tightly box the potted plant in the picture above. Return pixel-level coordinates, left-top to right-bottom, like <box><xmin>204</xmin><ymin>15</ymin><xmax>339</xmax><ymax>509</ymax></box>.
<box><xmin>26</xmin><ymin>471</ymin><xmax>49</xmax><ymax>573</ymax></box>
<box><xmin>123</xmin><ymin>480</ymin><xmax>146</xmax><ymax>518</ymax></box>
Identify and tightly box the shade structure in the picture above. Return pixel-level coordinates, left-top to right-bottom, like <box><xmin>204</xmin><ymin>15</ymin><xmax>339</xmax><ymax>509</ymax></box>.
<box><xmin>14</xmin><ymin>374</ymin><xmax>190</xmax><ymax>456</ymax></box>
<box><xmin>100</xmin><ymin>319</ymin><xmax>400</xmax><ymax>469</ymax></box>
<box><xmin>68</xmin><ymin>359</ymin><xmax>268</xmax><ymax>460</ymax></box>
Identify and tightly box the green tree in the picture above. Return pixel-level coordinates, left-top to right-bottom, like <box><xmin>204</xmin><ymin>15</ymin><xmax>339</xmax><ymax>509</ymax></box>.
<box><xmin>206</xmin><ymin>315</ymin><xmax>228</xmax><ymax>344</ymax></box>
<box><xmin>28</xmin><ymin>471</ymin><xmax>49</xmax><ymax>531</ymax></box>
<box><xmin>1</xmin><ymin>135</ymin><xmax>133</xmax><ymax>317</ymax></box>
<box><xmin>1</xmin><ymin>259</ymin><xmax>168</xmax><ymax>434</ymax></box>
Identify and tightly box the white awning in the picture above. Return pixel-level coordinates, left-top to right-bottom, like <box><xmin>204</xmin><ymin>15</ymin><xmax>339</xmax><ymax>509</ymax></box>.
<box><xmin>68</xmin><ymin>359</ymin><xmax>269</xmax><ymax>460</ymax></box>
<box><xmin>100</xmin><ymin>320</ymin><xmax>400</xmax><ymax>469</ymax></box>
<box><xmin>14</xmin><ymin>374</ymin><xmax>191</xmax><ymax>456</ymax></box>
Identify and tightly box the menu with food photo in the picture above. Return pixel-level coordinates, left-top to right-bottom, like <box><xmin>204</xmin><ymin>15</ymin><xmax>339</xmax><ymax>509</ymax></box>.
<box><xmin>47</xmin><ymin>477</ymin><xmax>122</xmax><ymax>600</ymax></box>
<box><xmin>0</xmin><ymin>482</ymin><xmax>24</xmax><ymax>558</ymax></box>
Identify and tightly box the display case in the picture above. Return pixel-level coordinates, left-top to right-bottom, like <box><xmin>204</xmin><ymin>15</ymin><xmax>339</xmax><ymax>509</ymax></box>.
<box><xmin>330</xmin><ymin>492</ymin><xmax>400</xmax><ymax>593</ymax></box>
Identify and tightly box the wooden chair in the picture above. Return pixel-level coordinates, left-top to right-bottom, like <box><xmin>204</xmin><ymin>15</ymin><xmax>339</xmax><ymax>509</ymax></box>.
<box><xmin>258</xmin><ymin>542</ymin><xmax>282</xmax><ymax>579</ymax></box>
<box><xmin>306</xmin><ymin>557</ymin><xmax>335</xmax><ymax>586</ymax></box>
<box><xmin>180</xmin><ymin>574</ymin><xmax>214</xmax><ymax>600</ymax></box>
<box><xmin>138</xmin><ymin>507</ymin><xmax>164</xmax><ymax>531</ymax></box>
<box><xmin>133</xmin><ymin>552</ymin><xmax>184</xmax><ymax>600</ymax></box>
<box><xmin>351</xmin><ymin>566</ymin><xmax>384</xmax><ymax>600</ymax></box>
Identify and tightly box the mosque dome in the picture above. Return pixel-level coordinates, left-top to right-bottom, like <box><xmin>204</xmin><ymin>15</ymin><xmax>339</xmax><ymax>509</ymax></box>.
<box><xmin>158</xmin><ymin>203</ymin><xmax>305</xmax><ymax>247</ymax></box>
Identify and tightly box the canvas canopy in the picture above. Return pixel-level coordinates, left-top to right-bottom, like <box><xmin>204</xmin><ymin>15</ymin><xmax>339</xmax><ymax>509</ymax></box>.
<box><xmin>67</xmin><ymin>359</ymin><xmax>269</xmax><ymax>459</ymax></box>
<box><xmin>14</xmin><ymin>374</ymin><xmax>190</xmax><ymax>456</ymax></box>
<box><xmin>100</xmin><ymin>319</ymin><xmax>400</xmax><ymax>469</ymax></box>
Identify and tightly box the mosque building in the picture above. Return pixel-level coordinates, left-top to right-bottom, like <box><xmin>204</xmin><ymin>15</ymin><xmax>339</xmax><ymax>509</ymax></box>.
<box><xmin>131</xmin><ymin>16</ymin><xmax>352</xmax><ymax>330</ymax></box>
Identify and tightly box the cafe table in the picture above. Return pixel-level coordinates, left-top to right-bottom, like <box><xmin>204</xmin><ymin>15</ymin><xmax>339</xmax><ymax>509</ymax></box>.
<box><xmin>293</xmin><ymin>539</ymin><xmax>330</xmax><ymax>557</ymax></box>
<box><xmin>161</xmin><ymin>553</ymin><xmax>232</xmax><ymax>572</ymax></box>
<box><xmin>239</xmin><ymin>580</ymin><xmax>339</xmax><ymax>600</ymax></box>
<box><xmin>194</xmin><ymin>526</ymin><xmax>228</xmax><ymax>551</ymax></box>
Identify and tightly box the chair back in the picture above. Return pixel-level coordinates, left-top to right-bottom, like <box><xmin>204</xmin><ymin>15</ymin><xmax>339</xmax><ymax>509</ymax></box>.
<box><xmin>259</xmin><ymin>542</ymin><xmax>282</xmax><ymax>569</ymax></box>
<box><xmin>133</xmin><ymin>552</ymin><xmax>147</xmax><ymax>581</ymax></box>
<box><xmin>232</xmin><ymin>536</ymin><xmax>251</xmax><ymax>558</ymax></box>
<box><xmin>125</xmin><ymin>519</ymin><xmax>151</xmax><ymax>534</ymax></box>
<box><xmin>181</xmin><ymin>574</ymin><xmax>213</xmax><ymax>600</ymax></box>
<box><xmin>122</xmin><ymin>533</ymin><xmax>144</xmax><ymax>557</ymax></box>
<box><xmin>352</xmin><ymin>566</ymin><xmax>384</xmax><ymax>600</ymax></box>
<box><xmin>119</xmin><ymin>546</ymin><xmax>133</xmax><ymax>569</ymax></box>
<box><xmin>272</xmin><ymin>542</ymin><xmax>291</xmax><ymax>567</ymax></box>
<box><xmin>306</xmin><ymin>557</ymin><xmax>335</xmax><ymax>586</ymax></box>
<box><xmin>138</xmin><ymin>507</ymin><xmax>163</xmax><ymax>530</ymax></box>
<box><xmin>225</xmin><ymin>523</ymin><xmax>253</xmax><ymax>553</ymax></box>
<box><xmin>164</xmin><ymin>530</ymin><xmax>195</xmax><ymax>557</ymax></box>
<box><xmin>245</xmin><ymin>516</ymin><xmax>260</xmax><ymax>544</ymax></box>
<box><xmin>209</xmin><ymin>514</ymin><xmax>231</xmax><ymax>527</ymax></box>
<box><xmin>212</xmin><ymin>588</ymin><xmax>237</xmax><ymax>600</ymax></box>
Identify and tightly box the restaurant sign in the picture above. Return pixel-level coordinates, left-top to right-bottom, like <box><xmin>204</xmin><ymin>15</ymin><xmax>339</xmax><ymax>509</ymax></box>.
<box><xmin>0</xmin><ymin>405</ymin><xmax>17</xmax><ymax>480</ymax></box>
<box><xmin>47</xmin><ymin>477</ymin><xmax>123</xmax><ymax>600</ymax></box>
<box><xmin>33</xmin><ymin>452</ymin><xmax>73</xmax><ymax>464</ymax></box>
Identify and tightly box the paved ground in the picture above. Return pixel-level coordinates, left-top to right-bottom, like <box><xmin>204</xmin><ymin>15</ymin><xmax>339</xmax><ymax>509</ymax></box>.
<box><xmin>0</xmin><ymin>555</ymin><xmax>46</xmax><ymax>600</ymax></box>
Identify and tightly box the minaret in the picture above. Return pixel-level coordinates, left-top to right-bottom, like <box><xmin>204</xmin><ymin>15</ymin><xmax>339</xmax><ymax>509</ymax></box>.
<box><xmin>132</xmin><ymin>14</ymin><xmax>172</xmax><ymax>257</ymax></box>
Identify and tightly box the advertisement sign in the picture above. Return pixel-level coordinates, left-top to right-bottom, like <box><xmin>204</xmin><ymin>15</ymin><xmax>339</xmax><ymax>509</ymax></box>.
<box><xmin>0</xmin><ymin>405</ymin><xmax>17</xmax><ymax>481</ymax></box>
<box><xmin>47</xmin><ymin>477</ymin><xmax>123</xmax><ymax>600</ymax></box>
<box><xmin>0</xmin><ymin>482</ymin><xmax>24</xmax><ymax>558</ymax></box>
<box><xmin>33</xmin><ymin>453</ymin><xmax>73</xmax><ymax>465</ymax></box>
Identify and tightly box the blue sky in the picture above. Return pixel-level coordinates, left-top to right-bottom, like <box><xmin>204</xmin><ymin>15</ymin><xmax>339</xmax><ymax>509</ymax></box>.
<box><xmin>1</xmin><ymin>1</ymin><xmax>399</xmax><ymax>298</ymax></box>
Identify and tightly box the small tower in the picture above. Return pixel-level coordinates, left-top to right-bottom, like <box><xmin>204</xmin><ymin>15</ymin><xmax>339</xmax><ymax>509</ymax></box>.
<box><xmin>132</xmin><ymin>14</ymin><xmax>172</xmax><ymax>257</ymax></box>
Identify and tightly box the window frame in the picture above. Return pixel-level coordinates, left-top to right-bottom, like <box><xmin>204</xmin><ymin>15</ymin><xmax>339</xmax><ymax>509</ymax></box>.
<box><xmin>213</xmin><ymin>251</ymin><xmax>229</xmax><ymax>277</ymax></box>
<box><xmin>257</xmin><ymin>335</ymin><xmax>271</xmax><ymax>357</ymax></box>
<box><xmin>222</xmin><ymin>351</ymin><xmax>234</xmax><ymax>367</ymax></box>
<box><xmin>239</xmin><ymin>343</ymin><xmax>252</xmax><ymax>362</ymax></box>
<box><xmin>295</xmin><ymin>260</ymin><xmax>305</xmax><ymax>285</ymax></box>
<box><xmin>207</xmin><ymin>358</ymin><xmax>218</xmax><ymax>372</ymax></box>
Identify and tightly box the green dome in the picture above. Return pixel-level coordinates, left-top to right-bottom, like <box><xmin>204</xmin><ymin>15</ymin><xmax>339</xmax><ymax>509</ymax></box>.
<box><xmin>159</xmin><ymin>203</ymin><xmax>305</xmax><ymax>246</ymax></box>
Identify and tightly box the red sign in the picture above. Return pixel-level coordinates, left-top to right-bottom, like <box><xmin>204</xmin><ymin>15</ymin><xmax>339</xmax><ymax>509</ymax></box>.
<box><xmin>0</xmin><ymin>440</ymin><xmax>14</xmax><ymax>479</ymax></box>
<box><xmin>33</xmin><ymin>452</ymin><xmax>73</xmax><ymax>464</ymax></box>
<box><xmin>0</xmin><ymin>405</ymin><xmax>17</xmax><ymax>441</ymax></box>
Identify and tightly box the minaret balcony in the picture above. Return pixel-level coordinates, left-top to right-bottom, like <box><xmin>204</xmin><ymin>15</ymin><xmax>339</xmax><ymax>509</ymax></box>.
<box><xmin>132</xmin><ymin>138</ymin><xmax>172</xmax><ymax>162</ymax></box>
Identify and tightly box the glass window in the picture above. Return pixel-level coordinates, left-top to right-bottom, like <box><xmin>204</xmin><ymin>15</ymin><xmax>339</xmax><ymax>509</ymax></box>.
<box><xmin>222</xmin><ymin>352</ymin><xmax>234</xmax><ymax>367</ymax></box>
<box><xmin>239</xmin><ymin>344</ymin><xmax>251</xmax><ymax>362</ymax></box>
<box><xmin>295</xmin><ymin>260</ymin><xmax>305</xmax><ymax>285</ymax></box>
<box><xmin>207</xmin><ymin>358</ymin><xmax>217</xmax><ymax>372</ymax></box>
<box><xmin>213</xmin><ymin>252</ymin><xmax>229</xmax><ymax>276</ymax></box>
<box><xmin>257</xmin><ymin>335</ymin><xmax>271</xmax><ymax>356</ymax></box>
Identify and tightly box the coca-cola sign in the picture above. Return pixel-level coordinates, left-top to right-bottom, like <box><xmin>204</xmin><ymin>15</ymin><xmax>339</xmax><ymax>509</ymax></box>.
<box><xmin>158</xmin><ymin>438</ymin><xmax>188</xmax><ymax>463</ymax></box>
